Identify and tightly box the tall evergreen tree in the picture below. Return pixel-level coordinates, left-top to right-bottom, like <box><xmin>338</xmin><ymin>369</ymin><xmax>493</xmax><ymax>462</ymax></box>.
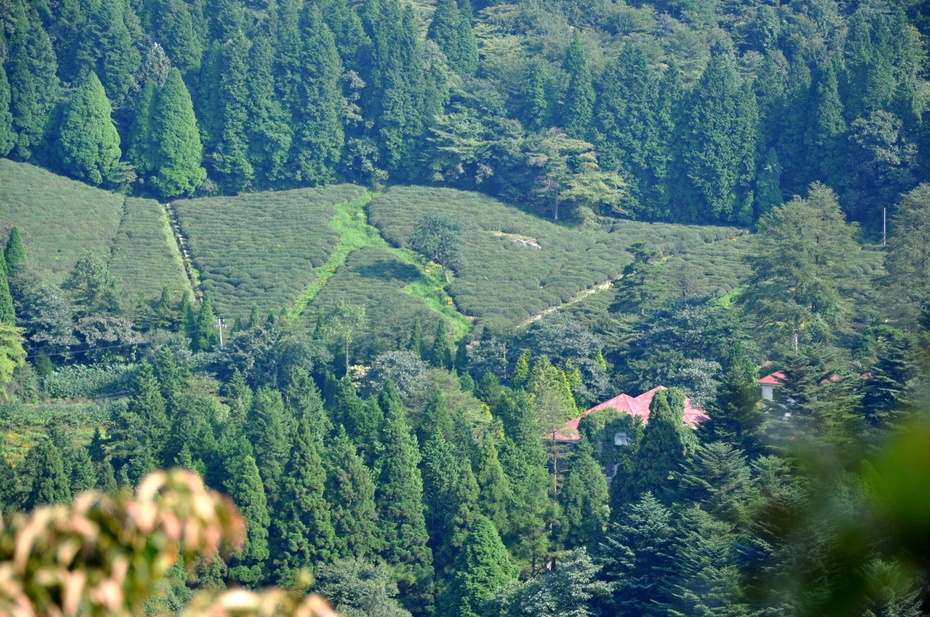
<box><xmin>271</xmin><ymin>417</ymin><xmax>335</xmax><ymax>586</ymax></box>
<box><xmin>427</xmin><ymin>0</ymin><xmax>477</xmax><ymax>75</ymax></box>
<box><xmin>55</xmin><ymin>72</ymin><xmax>121</xmax><ymax>186</ymax></box>
<box><xmin>755</xmin><ymin>147</ymin><xmax>783</xmax><ymax>217</ymax></box>
<box><xmin>598</xmin><ymin>492</ymin><xmax>675</xmax><ymax>617</ymax></box>
<box><xmin>6</xmin><ymin>6</ymin><xmax>59</xmax><ymax>159</ymax></box>
<box><xmin>4</xmin><ymin>227</ymin><xmax>26</xmax><ymax>277</ymax></box>
<box><xmin>152</xmin><ymin>0</ymin><xmax>203</xmax><ymax>74</ymax></box>
<box><xmin>245</xmin><ymin>386</ymin><xmax>291</xmax><ymax>507</ymax></box>
<box><xmin>210</xmin><ymin>33</ymin><xmax>254</xmax><ymax>193</ymax></box>
<box><xmin>438</xmin><ymin>516</ymin><xmax>517</xmax><ymax>617</ymax></box>
<box><xmin>559</xmin><ymin>443</ymin><xmax>609</xmax><ymax>549</ymax></box>
<box><xmin>431</xmin><ymin>319</ymin><xmax>453</xmax><ymax>370</ymax></box>
<box><xmin>126</xmin><ymin>81</ymin><xmax>157</xmax><ymax>180</ymax></box>
<box><xmin>376</xmin><ymin>392</ymin><xmax>434</xmax><ymax>611</ymax></box>
<box><xmin>22</xmin><ymin>438</ymin><xmax>72</xmax><ymax>509</ymax></box>
<box><xmin>626</xmin><ymin>389</ymin><xmax>688</xmax><ymax>505</ymax></box>
<box><xmin>194</xmin><ymin>291</ymin><xmax>219</xmax><ymax>352</ymax></box>
<box><xmin>409</xmin><ymin>316</ymin><xmax>425</xmax><ymax>360</ymax></box>
<box><xmin>223</xmin><ymin>437</ymin><xmax>270</xmax><ymax>586</ymax></box>
<box><xmin>325</xmin><ymin>426</ymin><xmax>383</xmax><ymax>560</ymax></box>
<box><xmin>681</xmin><ymin>47</ymin><xmax>757</xmax><ymax>224</ymax></box>
<box><xmin>0</xmin><ymin>65</ymin><xmax>15</xmax><ymax>157</ymax></box>
<box><xmin>0</xmin><ymin>259</ymin><xmax>15</xmax><ymax>325</ymax></box>
<box><xmin>148</xmin><ymin>68</ymin><xmax>206</xmax><ymax>198</ymax></box>
<box><xmin>475</xmin><ymin>431</ymin><xmax>512</xmax><ymax>535</ymax></box>
<box><xmin>284</xmin><ymin>7</ymin><xmax>344</xmax><ymax>186</ymax></box>
<box><xmin>804</xmin><ymin>59</ymin><xmax>847</xmax><ymax>189</ymax></box>
<box><xmin>562</xmin><ymin>33</ymin><xmax>594</xmax><ymax>140</ymax></box>
<box><xmin>246</xmin><ymin>36</ymin><xmax>292</xmax><ymax>189</ymax></box>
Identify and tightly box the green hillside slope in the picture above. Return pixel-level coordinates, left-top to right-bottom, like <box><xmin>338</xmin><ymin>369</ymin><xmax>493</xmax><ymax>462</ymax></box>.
<box><xmin>368</xmin><ymin>186</ymin><xmax>754</xmax><ymax>331</ymax></box>
<box><xmin>0</xmin><ymin>160</ymin><xmax>188</xmax><ymax>303</ymax></box>
<box><xmin>171</xmin><ymin>185</ymin><xmax>367</xmax><ymax>319</ymax></box>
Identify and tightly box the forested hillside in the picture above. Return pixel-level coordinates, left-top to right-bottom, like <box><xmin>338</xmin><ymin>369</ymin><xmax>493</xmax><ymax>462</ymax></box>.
<box><xmin>2</xmin><ymin>0</ymin><xmax>930</xmax><ymax>615</ymax></box>
<box><xmin>0</xmin><ymin>0</ymin><xmax>928</xmax><ymax>230</ymax></box>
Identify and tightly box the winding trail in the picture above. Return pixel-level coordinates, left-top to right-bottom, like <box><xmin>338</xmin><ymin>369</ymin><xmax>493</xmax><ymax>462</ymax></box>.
<box><xmin>163</xmin><ymin>201</ymin><xmax>202</xmax><ymax>301</ymax></box>
<box><xmin>516</xmin><ymin>278</ymin><xmax>618</xmax><ymax>330</ymax></box>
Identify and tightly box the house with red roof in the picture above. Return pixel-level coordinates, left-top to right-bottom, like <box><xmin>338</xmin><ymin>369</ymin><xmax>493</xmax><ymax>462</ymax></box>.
<box><xmin>552</xmin><ymin>386</ymin><xmax>709</xmax><ymax>444</ymax></box>
<box><xmin>757</xmin><ymin>371</ymin><xmax>787</xmax><ymax>402</ymax></box>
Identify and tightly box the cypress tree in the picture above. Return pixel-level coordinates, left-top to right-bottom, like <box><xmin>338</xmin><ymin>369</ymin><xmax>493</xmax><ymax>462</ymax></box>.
<box><xmin>126</xmin><ymin>80</ymin><xmax>157</xmax><ymax>180</ymax></box>
<box><xmin>755</xmin><ymin>147</ymin><xmax>784</xmax><ymax>217</ymax></box>
<box><xmin>417</xmin><ymin>386</ymin><xmax>454</xmax><ymax>448</ymax></box>
<box><xmin>776</xmin><ymin>57</ymin><xmax>812</xmax><ymax>197</ymax></box>
<box><xmin>152</xmin><ymin>0</ymin><xmax>203</xmax><ymax>74</ymax></box>
<box><xmin>194</xmin><ymin>291</ymin><xmax>219</xmax><ymax>352</ymax></box>
<box><xmin>245</xmin><ymin>386</ymin><xmax>292</xmax><ymax>507</ymax></box>
<box><xmin>0</xmin><ymin>261</ymin><xmax>15</xmax><ymax>325</ymax></box>
<box><xmin>427</xmin><ymin>0</ymin><xmax>477</xmax><ymax>75</ymax></box>
<box><xmin>475</xmin><ymin>431</ymin><xmax>511</xmax><ymax>535</ymax></box>
<box><xmin>700</xmin><ymin>345</ymin><xmax>763</xmax><ymax>454</ymax></box>
<box><xmin>55</xmin><ymin>72</ymin><xmax>122</xmax><ymax>186</ymax></box>
<box><xmin>211</xmin><ymin>33</ymin><xmax>254</xmax><ymax>193</ymax></box>
<box><xmin>627</xmin><ymin>389</ymin><xmax>687</xmax><ymax>505</ymax></box>
<box><xmin>224</xmin><ymin>438</ymin><xmax>270</xmax><ymax>586</ymax></box>
<box><xmin>285</xmin><ymin>7</ymin><xmax>344</xmax><ymax>186</ymax></box>
<box><xmin>805</xmin><ymin>59</ymin><xmax>847</xmax><ymax>189</ymax></box>
<box><xmin>0</xmin><ymin>65</ymin><xmax>14</xmax><ymax>157</ymax></box>
<box><xmin>149</xmin><ymin>68</ymin><xmax>206</xmax><ymax>198</ymax></box>
<box><xmin>80</xmin><ymin>0</ymin><xmax>143</xmax><ymax>105</ymax></box>
<box><xmin>512</xmin><ymin>349</ymin><xmax>531</xmax><ymax>387</ymax></box>
<box><xmin>409</xmin><ymin>316</ymin><xmax>425</xmax><ymax>359</ymax></box>
<box><xmin>325</xmin><ymin>426</ymin><xmax>383</xmax><ymax>560</ymax></box>
<box><xmin>558</xmin><ymin>443</ymin><xmax>609</xmax><ymax>549</ymax></box>
<box><xmin>523</xmin><ymin>63</ymin><xmax>555</xmax><ymax>132</ymax></box>
<box><xmin>271</xmin><ymin>417</ymin><xmax>335</xmax><ymax>586</ymax></box>
<box><xmin>285</xmin><ymin>368</ymin><xmax>331</xmax><ymax>446</ymax></box>
<box><xmin>23</xmin><ymin>438</ymin><xmax>72</xmax><ymax>509</ymax></box>
<box><xmin>420</xmin><ymin>431</ymin><xmax>479</xmax><ymax>574</ymax></box>
<box><xmin>376</xmin><ymin>393</ymin><xmax>434</xmax><ymax>609</ymax></box>
<box><xmin>562</xmin><ymin>33</ymin><xmax>594</xmax><ymax>140</ymax></box>
<box><xmin>682</xmin><ymin>47</ymin><xmax>758</xmax><ymax>224</ymax></box>
<box><xmin>431</xmin><ymin>319</ymin><xmax>453</xmax><ymax>370</ymax></box>
<box><xmin>6</xmin><ymin>6</ymin><xmax>59</xmax><ymax>160</ymax></box>
<box><xmin>438</xmin><ymin>516</ymin><xmax>517</xmax><ymax>617</ymax></box>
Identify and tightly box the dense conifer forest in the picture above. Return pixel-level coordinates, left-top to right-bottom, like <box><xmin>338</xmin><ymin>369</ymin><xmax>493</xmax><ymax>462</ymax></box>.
<box><xmin>2</xmin><ymin>0</ymin><xmax>930</xmax><ymax>614</ymax></box>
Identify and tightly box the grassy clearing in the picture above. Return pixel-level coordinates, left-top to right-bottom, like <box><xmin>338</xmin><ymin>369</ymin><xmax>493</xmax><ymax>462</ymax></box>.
<box><xmin>172</xmin><ymin>184</ymin><xmax>366</xmax><ymax>319</ymax></box>
<box><xmin>109</xmin><ymin>198</ymin><xmax>190</xmax><ymax>304</ymax></box>
<box><xmin>368</xmin><ymin>186</ymin><xmax>753</xmax><ymax>332</ymax></box>
<box><xmin>292</xmin><ymin>193</ymin><xmax>471</xmax><ymax>342</ymax></box>
<box><xmin>0</xmin><ymin>159</ymin><xmax>124</xmax><ymax>287</ymax></box>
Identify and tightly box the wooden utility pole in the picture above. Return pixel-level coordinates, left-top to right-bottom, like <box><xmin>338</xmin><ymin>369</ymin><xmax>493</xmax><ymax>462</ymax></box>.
<box><xmin>883</xmin><ymin>207</ymin><xmax>887</xmax><ymax>247</ymax></box>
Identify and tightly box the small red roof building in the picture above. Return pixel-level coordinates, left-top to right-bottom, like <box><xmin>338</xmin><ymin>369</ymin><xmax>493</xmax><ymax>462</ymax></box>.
<box><xmin>757</xmin><ymin>371</ymin><xmax>787</xmax><ymax>386</ymax></box>
<box><xmin>551</xmin><ymin>386</ymin><xmax>708</xmax><ymax>443</ymax></box>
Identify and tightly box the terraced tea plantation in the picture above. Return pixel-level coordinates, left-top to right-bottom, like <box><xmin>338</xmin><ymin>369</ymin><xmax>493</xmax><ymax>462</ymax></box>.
<box><xmin>368</xmin><ymin>186</ymin><xmax>754</xmax><ymax>332</ymax></box>
<box><xmin>0</xmin><ymin>161</ymin><xmax>188</xmax><ymax>302</ymax></box>
<box><xmin>172</xmin><ymin>184</ymin><xmax>367</xmax><ymax>319</ymax></box>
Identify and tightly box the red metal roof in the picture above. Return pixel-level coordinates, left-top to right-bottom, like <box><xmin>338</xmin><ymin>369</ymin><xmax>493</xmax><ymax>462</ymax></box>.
<box><xmin>757</xmin><ymin>371</ymin><xmax>787</xmax><ymax>386</ymax></box>
<box><xmin>551</xmin><ymin>386</ymin><xmax>709</xmax><ymax>443</ymax></box>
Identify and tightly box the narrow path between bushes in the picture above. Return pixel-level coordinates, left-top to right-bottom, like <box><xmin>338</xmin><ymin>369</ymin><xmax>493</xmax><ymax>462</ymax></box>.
<box><xmin>285</xmin><ymin>192</ymin><xmax>472</xmax><ymax>338</ymax></box>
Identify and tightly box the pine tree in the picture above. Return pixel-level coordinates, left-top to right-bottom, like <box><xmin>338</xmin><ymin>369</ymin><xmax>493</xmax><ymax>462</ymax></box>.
<box><xmin>245</xmin><ymin>36</ymin><xmax>291</xmax><ymax>190</ymax></box>
<box><xmin>55</xmin><ymin>72</ymin><xmax>121</xmax><ymax>186</ymax></box>
<box><xmin>0</xmin><ymin>65</ymin><xmax>15</xmax><ymax>157</ymax></box>
<box><xmin>678</xmin><ymin>442</ymin><xmax>755</xmax><ymax>525</ymax></box>
<box><xmin>562</xmin><ymin>33</ymin><xmax>594</xmax><ymax>140</ymax></box>
<box><xmin>126</xmin><ymin>81</ymin><xmax>157</xmax><ymax>180</ymax></box>
<box><xmin>512</xmin><ymin>349</ymin><xmax>531</xmax><ymax>388</ymax></box>
<box><xmin>755</xmin><ymin>147</ymin><xmax>783</xmax><ymax>217</ymax></box>
<box><xmin>285</xmin><ymin>368</ymin><xmax>331</xmax><ymax>446</ymax></box>
<box><xmin>194</xmin><ymin>292</ymin><xmax>219</xmax><ymax>352</ymax></box>
<box><xmin>438</xmin><ymin>516</ymin><xmax>517</xmax><ymax>617</ymax></box>
<box><xmin>79</xmin><ymin>0</ymin><xmax>143</xmax><ymax>105</ymax></box>
<box><xmin>152</xmin><ymin>0</ymin><xmax>203</xmax><ymax>74</ymax></box>
<box><xmin>598</xmin><ymin>492</ymin><xmax>675</xmax><ymax>617</ymax></box>
<box><xmin>700</xmin><ymin>345</ymin><xmax>763</xmax><ymax>454</ymax></box>
<box><xmin>376</xmin><ymin>394</ymin><xmax>434</xmax><ymax>609</ymax></box>
<box><xmin>149</xmin><ymin>68</ymin><xmax>206</xmax><ymax>198</ymax></box>
<box><xmin>325</xmin><ymin>426</ymin><xmax>383</xmax><ymax>560</ymax></box>
<box><xmin>223</xmin><ymin>438</ymin><xmax>270</xmax><ymax>586</ymax></box>
<box><xmin>427</xmin><ymin>0</ymin><xmax>477</xmax><ymax>75</ymax></box>
<box><xmin>431</xmin><ymin>320</ymin><xmax>453</xmax><ymax>370</ymax></box>
<box><xmin>23</xmin><ymin>438</ymin><xmax>72</xmax><ymax>509</ymax></box>
<box><xmin>127</xmin><ymin>361</ymin><xmax>171</xmax><ymax>464</ymax></box>
<box><xmin>271</xmin><ymin>417</ymin><xmax>335</xmax><ymax>586</ymax></box>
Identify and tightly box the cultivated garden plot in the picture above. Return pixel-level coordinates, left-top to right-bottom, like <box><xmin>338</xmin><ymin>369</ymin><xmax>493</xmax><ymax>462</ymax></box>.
<box><xmin>108</xmin><ymin>198</ymin><xmax>190</xmax><ymax>304</ymax></box>
<box><xmin>368</xmin><ymin>186</ymin><xmax>755</xmax><ymax>331</ymax></box>
<box><xmin>172</xmin><ymin>184</ymin><xmax>366</xmax><ymax>319</ymax></box>
<box><xmin>0</xmin><ymin>160</ymin><xmax>125</xmax><ymax>287</ymax></box>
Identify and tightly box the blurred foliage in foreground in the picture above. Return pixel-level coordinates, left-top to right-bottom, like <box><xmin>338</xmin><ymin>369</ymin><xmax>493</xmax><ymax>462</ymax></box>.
<box><xmin>0</xmin><ymin>469</ymin><xmax>337</xmax><ymax>617</ymax></box>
